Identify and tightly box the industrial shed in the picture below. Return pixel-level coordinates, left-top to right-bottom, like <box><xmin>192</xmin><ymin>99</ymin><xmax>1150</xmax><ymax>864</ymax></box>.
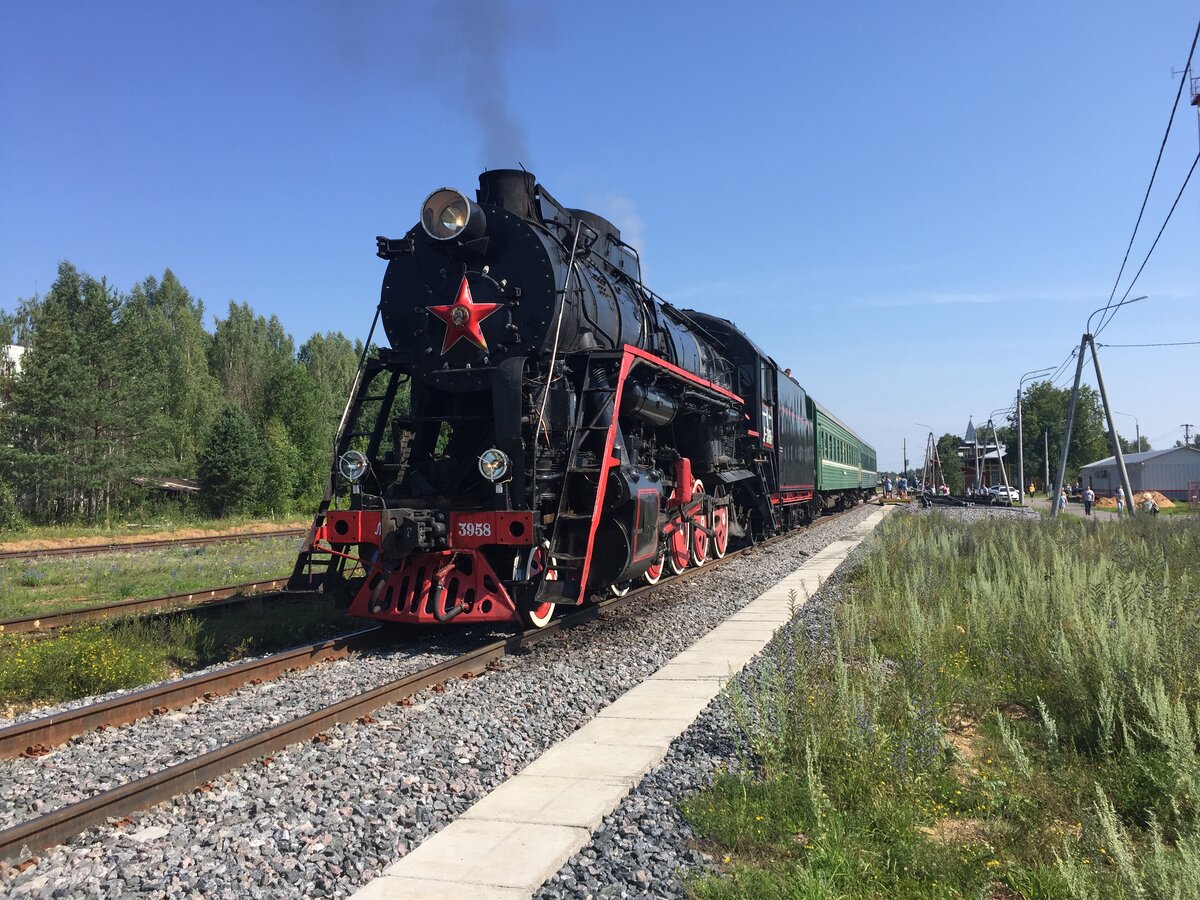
<box><xmin>1079</xmin><ymin>446</ymin><xmax>1200</xmax><ymax>500</ymax></box>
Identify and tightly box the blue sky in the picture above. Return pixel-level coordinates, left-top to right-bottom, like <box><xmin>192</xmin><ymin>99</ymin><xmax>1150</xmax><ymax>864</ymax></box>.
<box><xmin>2</xmin><ymin>1</ymin><xmax>1197</xmax><ymax>470</ymax></box>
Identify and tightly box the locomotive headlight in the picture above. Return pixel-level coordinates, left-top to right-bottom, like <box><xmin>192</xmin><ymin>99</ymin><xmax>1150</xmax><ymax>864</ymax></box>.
<box><xmin>338</xmin><ymin>450</ymin><xmax>369</xmax><ymax>483</ymax></box>
<box><xmin>478</xmin><ymin>448</ymin><xmax>510</xmax><ymax>482</ymax></box>
<box><xmin>421</xmin><ymin>188</ymin><xmax>487</xmax><ymax>242</ymax></box>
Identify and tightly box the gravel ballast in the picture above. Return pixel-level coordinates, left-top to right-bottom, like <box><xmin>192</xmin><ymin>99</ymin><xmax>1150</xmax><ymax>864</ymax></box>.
<box><xmin>536</xmin><ymin>503</ymin><xmax>1039</xmax><ymax>899</ymax></box>
<box><xmin>0</xmin><ymin>504</ymin><xmax>883</xmax><ymax>898</ymax></box>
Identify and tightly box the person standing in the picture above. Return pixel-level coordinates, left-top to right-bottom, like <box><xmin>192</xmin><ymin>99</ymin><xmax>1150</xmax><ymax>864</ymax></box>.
<box><xmin>1083</xmin><ymin>485</ymin><xmax>1094</xmax><ymax>516</ymax></box>
<box><xmin>1058</xmin><ymin>489</ymin><xmax>1067</xmax><ymax>513</ymax></box>
<box><xmin>899</xmin><ymin>475</ymin><xmax>909</xmax><ymax>499</ymax></box>
<box><xmin>1116</xmin><ymin>485</ymin><xmax>1125</xmax><ymax>517</ymax></box>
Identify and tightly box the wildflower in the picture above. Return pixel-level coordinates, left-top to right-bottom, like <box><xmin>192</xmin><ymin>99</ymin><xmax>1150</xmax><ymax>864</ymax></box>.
<box><xmin>986</xmin><ymin>860</ymin><xmax>1000</xmax><ymax>868</ymax></box>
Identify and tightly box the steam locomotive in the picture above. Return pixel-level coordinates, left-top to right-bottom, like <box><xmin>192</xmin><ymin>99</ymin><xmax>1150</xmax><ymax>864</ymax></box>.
<box><xmin>289</xmin><ymin>170</ymin><xmax>877</xmax><ymax>627</ymax></box>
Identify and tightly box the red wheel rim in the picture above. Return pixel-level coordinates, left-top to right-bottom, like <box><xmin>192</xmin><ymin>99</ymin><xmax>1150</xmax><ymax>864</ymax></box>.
<box><xmin>711</xmin><ymin>484</ymin><xmax>729</xmax><ymax>558</ymax></box>
<box><xmin>690</xmin><ymin>479</ymin><xmax>709</xmax><ymax>567</ymax></box>
<box><xmin>669</xmin><ymin>519</ymin><xmax>690</xmax><ymax>574</ymax></box>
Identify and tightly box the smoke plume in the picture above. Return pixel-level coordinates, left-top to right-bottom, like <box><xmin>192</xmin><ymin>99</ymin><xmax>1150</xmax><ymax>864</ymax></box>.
<box><xmin>432</xmin><ymin>0</ymin><xmax>533</xmax><ymax>168</ymax></box>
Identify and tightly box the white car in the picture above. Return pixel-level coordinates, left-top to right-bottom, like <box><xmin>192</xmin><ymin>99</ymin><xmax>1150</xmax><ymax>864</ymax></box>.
<box><xmin>988</xmin><ymin>485</ymin><xmax>1020</xmax><ymax>502</ymax></box>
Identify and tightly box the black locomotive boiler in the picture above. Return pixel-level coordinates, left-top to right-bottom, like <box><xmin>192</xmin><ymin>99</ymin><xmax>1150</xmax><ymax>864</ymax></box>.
<box><xmin>289</xmin><ymin>170</ymin><xmax>876</xmax><ymax>627</ymax></box>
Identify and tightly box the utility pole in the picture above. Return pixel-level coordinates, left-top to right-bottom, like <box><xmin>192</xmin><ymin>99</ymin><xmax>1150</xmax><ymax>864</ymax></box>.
<box><xmin>1090</xmin><ymin>339</ymin><xmax>1136</xmax><ymax>510</ymax></box>
<box><xmin>1044</xmin><ymin>429</ymin><xmax>1049</xmax><ymax>494</ymax></box>
<box><xmin>1184</xmin><ymin>424</ymin><xmax>1196</xmax><ymax>444</ymax></box>
<box><xmin>988</xmin><ymin>419</ymin><xmax>1013</xmax><ymax>497</ymax></box>
<box><xmin>1054</xmin><ymin>326</ymin><xmax>1136</xmax><ymax>518</ymax></box>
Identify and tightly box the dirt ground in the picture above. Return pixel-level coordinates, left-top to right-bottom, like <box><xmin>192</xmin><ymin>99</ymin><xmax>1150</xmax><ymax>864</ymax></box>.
<box><xmin>1094</xmin><ymin>490</ymin><xmax>1174</xmax><ymax>510</ymax></box>
<box><xmin>0</xmin><ymin>521</ymin><xmax>308</xmax><ymax>553</ymax></box>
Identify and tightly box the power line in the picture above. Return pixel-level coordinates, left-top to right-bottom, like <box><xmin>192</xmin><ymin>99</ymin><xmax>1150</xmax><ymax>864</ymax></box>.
<box><xmin>1046</xmin><ymin>346</ymin><xmax>1079</xmax><ymax>388</ymax></box>
<box><xmin>1095</xmin><ymin>147</ymin><xmax>1200</xmax><ymax>338</ymax></box>
<box><xmin>1098</xmin><ymin>339</ymin><xmax>1200</xmax><ymax>347</ymax></box>
<box><xmin>1096</xmin><ymin>16</ymin><xmax>1200</xmax><ymax>336</ymax></box>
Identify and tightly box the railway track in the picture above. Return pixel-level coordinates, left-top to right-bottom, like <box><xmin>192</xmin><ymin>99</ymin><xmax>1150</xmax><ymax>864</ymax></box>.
<box><xmin>0</xmin><ymin>528</ymin><xmax>304</xmax><ymax>563</ymax></box>
<box><xmin>0</xmin><ymin>510</ymin><xmax>861</xmax><ymax>864</ymax></box>
<box><xmin>0</xmin><ymin>578</ymin><xmax>293</xmax><ymax>634</ymax></box>
<box><xmin>0</xmin><ymin>627</ymin><xmax>386</xmax><ymax>760</ymax></box>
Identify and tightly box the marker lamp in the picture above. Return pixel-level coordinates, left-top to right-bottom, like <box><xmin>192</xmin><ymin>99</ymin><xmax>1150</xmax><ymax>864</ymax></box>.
<box><xmin>478</xmin><ymin>448</ymin><xmax>510</xmax><ymax>482</ymax></box>
<box><xmin>338</xmin><ymin>450</ymin><xmax>369</xmax><ymax>483</ymax></box>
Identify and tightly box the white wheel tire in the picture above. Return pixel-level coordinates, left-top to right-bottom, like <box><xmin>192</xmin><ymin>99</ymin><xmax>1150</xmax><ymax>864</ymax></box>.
<box><xmin>668</xmin><ymin>522</ymin><xmax>690</xmax><ymax>575</ymax></box>
<box><xmin>520</xmin><ymin>548</ymin><xmax>557</xmax><ymax>629</ymax></box>
<box><xmin>690</xmin><ymin>479</ymin><xmax>709</xmax><ymax>567</ymax></box>
<box><xmin>643</xmin><ymin>552</ymin><xmax>665</xmax><ymax>585</ymax></box>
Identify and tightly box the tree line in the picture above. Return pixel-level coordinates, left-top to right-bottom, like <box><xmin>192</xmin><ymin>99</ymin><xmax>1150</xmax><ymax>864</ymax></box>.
<box><xmin>919</xmin><ymin>381</ymin><xmax>1154</xmax><ymax>495</ymax></box>
<box><xmin>0</xmin><ymin>261</ymin><xmax>362</xmax><ymax>526</ymax></box>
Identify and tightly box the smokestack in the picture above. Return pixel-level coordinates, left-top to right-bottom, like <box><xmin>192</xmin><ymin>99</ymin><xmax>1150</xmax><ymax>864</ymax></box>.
<box><xmin>477</xmin><ymin>169</ymin><xmax>538</xmax><ymax>221</ymax></box>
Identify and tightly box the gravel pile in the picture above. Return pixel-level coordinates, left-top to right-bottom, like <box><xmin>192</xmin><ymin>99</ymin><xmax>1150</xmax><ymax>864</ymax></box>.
<box><xmin>0</xmin><ymin>504</ymin><xmax>878</xmax><ymax>898</ymax></box>
<box><xmin>536</xmin><ymin>503</ymin><xmax>1036</xmax><ymax>898</ymax></box>
<box><xmin>913</xmin><ymin>502</ymin><xmax>1040</xmax><ymax>523</ymax></box>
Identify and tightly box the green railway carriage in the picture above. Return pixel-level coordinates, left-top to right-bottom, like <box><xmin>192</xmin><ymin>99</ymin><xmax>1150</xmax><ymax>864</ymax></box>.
<box><xmin>808</xmin><ymin>397</ymin><xmax>878</xmax><ymax>508</ymax></box>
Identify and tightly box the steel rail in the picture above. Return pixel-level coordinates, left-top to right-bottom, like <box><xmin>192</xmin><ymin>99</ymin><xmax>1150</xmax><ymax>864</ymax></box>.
<box><xmin>0</xmin><ymin>529</ymin><xmax>305</xmax><ymax>563</ymax></box>
<box><xmin>0</xmin><ymin>578</ymin><xmax>293</xmax><ymax>634</ymax></box>
<box><xmin>0</xmin><ymin>506</ymin><xmax>861</xmax><ymax>863</ymax></box>
<box><xmin>0</xmin><ymin>627</ymin><xmax>387</xmax><ymax>760</ymax></box>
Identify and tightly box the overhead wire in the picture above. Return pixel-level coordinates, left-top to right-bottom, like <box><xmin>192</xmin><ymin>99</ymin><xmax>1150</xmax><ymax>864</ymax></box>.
<box><xmin>1095</xmin><ymin>16</ymin><xmax>1200</xmax><ymax>336</ymax></box>
<box><xmin>1095</xmin><ymin>147</ymin><xmax>1200</xmax><ymax>338</ymax></box>
<box><xmin>1098</xmin><ymin>339</ymin><xmax>1200</xmax><ymax>347</ymax></box>
<box><xmin>1044</xmin><ymin>345</ymin><xmax>1080</xmax><ymax>389</ymax></box>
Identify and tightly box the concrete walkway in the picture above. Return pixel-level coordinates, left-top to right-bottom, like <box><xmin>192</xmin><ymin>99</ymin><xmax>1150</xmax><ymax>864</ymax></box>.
<box><xmin>352</xmin><ymin>507</ymin><xmax>892</xmax><ymax>900</ymax></box>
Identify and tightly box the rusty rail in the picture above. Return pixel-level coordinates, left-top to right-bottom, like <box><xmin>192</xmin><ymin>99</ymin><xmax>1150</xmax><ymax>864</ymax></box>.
<box><xmin>0</xmin><ymin>627</ymin><xmax>386</xmax><ymax>760</ymax></box>
<box><xmin>0</xmin><ymin>529</ymin><xmax>304</xmax><ymax>563</ymax></box>
<box><xmin>0</xmin><ymin>579</ymin><xmax>293</xmax><ymax>634</ymax></box>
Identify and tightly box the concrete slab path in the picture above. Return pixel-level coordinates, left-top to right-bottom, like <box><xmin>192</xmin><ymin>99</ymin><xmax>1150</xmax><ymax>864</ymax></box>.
<box><xmin>352</xmin><ymin>506</ymin><xmax>892</xmax><ymax>899</ymax></box>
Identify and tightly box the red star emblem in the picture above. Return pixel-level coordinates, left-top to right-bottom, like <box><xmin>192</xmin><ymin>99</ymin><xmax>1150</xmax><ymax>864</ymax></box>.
<box><xmin>426</xmin><ymin>276</ymin><xmax>503</xmax><ymax>354</ymax></box>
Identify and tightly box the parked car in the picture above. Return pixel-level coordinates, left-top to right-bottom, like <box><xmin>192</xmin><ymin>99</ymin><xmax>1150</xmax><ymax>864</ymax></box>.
<box><xmin>988</xmin><ymin>485</ymin><xmax>1020</xmax><ymax>502</ymax></box>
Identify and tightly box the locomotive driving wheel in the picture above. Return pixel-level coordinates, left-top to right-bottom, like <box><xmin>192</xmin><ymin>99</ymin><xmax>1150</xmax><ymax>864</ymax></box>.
<box><xmin>643</xmin><ymin>549</ymin><xmax>666</xmax><ymax>585</ymax></box>
<box><xmin>711</xmin><ymin>484</ymin><xmax>730</xmax><ymax>558</ymax></box>
<box><xmin>668</xmin><ymin>515</ymin><xmax>690</xmax><ymax>575</ymax></box>
<box><xmin>689</xmin><ymin>479</ymin><xmax>709</xmax><ymax>567</ymax></box>
<box><xmin>520</xmin><ymin>546</ymin><xmax>557</xmax><ymax>629</ymax></box>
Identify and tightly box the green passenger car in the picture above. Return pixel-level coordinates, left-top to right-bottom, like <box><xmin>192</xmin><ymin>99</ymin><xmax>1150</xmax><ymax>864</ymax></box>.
<box><xmin>808</xmin><ymin>397</ymin><xmax>878</xmax><ymax>507</ymax></box>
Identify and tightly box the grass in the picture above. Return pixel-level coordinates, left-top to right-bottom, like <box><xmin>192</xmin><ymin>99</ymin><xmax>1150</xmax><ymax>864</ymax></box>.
<box><xmin>684</xmin><ymin>511</ymin><xmax>1200</xmax><ymax>898</ymax></box>
<box><xmin>0</xmin><ymin>595</ymin><xmax>347</xmax><ymax>709</ymax></box>
<box><xmin>0</xmin><ymin>536</ymin><xmax>300</xmax><ymax>620</ymax></box>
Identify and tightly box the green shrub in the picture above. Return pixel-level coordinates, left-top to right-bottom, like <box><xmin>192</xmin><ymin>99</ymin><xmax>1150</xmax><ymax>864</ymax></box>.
<box><xmin>0</xmin><ymin>625</ymin><xmax>165</xmax><ymax>702</ymax></box>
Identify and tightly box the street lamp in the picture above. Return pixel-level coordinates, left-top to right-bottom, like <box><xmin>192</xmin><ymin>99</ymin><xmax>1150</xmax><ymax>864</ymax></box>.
<box><xmin>1017</xmin><ymin>367</ymin><xmax>1055</xmax><ymax>502</ymax></box>
<box><xmin>1086</xmin><ymin>296</ymin><xmax>1148</xmax><ymax>336</ymax></box>
<box><xmin>1114</xmin><ymin>411</ymin><xmax>1140</xmax><ymax>452</ymax></box>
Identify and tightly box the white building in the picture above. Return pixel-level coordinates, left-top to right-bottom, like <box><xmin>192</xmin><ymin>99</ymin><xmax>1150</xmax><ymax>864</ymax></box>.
<box><xmin>1079</xmin><ymin>446</ymin><xmax>1200</xmax><ymax>501</ymax></box>
<box><xmin>1</xmin><ymin>345</ymin><xmax>25</xmax><ymax>380</ymax></box>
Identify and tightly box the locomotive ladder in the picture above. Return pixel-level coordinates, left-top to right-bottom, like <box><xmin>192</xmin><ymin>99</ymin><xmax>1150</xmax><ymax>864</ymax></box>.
<box><xmin>538</xmin><ymin>352</ymin><xmax>626</xmax><ymax>605</ymax></box>
<box><xmin>288</xmin><ymin>365</ymin><xmax>405</xmax><ymax>592</ymax></box>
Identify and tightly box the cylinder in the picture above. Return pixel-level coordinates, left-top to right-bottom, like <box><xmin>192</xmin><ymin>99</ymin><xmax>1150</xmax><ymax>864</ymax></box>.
<box><xmin>620</xmin><ymin>381</ymin><xmax>678</xmax><ymax>427</ymax></box>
